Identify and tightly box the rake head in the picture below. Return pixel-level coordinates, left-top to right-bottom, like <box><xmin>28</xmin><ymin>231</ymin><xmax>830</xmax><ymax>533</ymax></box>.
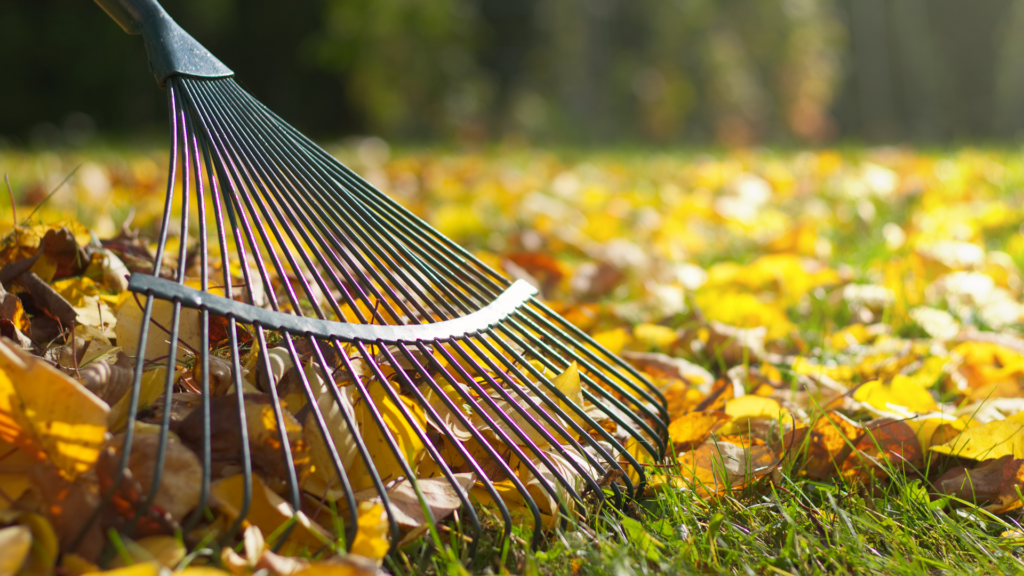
<box><xmin>91</xmin><ymin>0</ymin><xmax>668</xmax><ymax>560</ymax></box>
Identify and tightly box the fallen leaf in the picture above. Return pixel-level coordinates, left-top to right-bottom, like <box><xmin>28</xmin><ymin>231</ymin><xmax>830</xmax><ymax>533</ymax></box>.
<box><xmin>0</xmin><ymin>524</ymin><xmax>31</xmax><ymax>575</ymax></box>
<box><xmin>667</xmin><ymin>411</ymin><xmax>731</xmax><ymax>451</ymax></box>
<box><xmin>211</xmin><ymin>474</ymin><xmax>332</xmax><ymax>557</ymax></box>
<box><xmin>854</xmin><ymin>375</ymin><xmax>939</xmax><ymax>415</ymax></box>
<box><xmin>350</xmin><ymin>502</ymin><xmax>389</xmax><ymax>564</ymax></box>
<box><xmin>354</xmin><ymin>473</ymin><xmax>475</xmax><ymax>528</ymax></box>
<box><xmin>0</xmin><ymin>338</ymin><xmax>108</xmax><ymax>478</ymax></box>
<box><xmin>931</xmin><ymin>420</ymin><xmax>1024</xmax><ymax>460</ymax></box>
<box><xmin>933</xmin><ymin>455</ymin><xmax>1024</xmax><ymax>513</ymax></box>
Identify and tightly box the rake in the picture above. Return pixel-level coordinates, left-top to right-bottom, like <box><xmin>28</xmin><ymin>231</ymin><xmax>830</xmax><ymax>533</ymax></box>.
<box><xmin>89</xmin><ymin>0</ymin><xmax>668</xmax><ymax>560</ymax></box>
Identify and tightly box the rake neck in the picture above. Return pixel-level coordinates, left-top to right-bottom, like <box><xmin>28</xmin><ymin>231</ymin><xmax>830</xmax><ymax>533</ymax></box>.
<box><xmin>95</xmin><ymin>0</ymin><xmax>233</xmax><ymax>87</ymax></box>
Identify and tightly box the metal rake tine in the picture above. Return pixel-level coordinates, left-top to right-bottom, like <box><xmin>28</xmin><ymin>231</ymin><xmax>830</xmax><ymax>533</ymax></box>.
<box><xmin>451</xmin><ymin>335</ymin><xmax>606</xmax><ymax>499</ymax></box>
<box><xmin>428</xmin><ymin>341</ymin><xmax>580</xmax><ymax>520</ymax></box>
<box><xmin>278</xmin><ymin>335</ymin><xmax>359</xmax><ymax>549</ymax></box>
<box><xmin>193</xmin><ymin>78</ymin><xmax>409</xmax><ymax>325</ymax></box>
<box><xmin>213</xmin><ymin>79</ymin><xmax>459</xmax><ymax>324</ymax></box>
<box><xmin>498</xmin><ymin>316</ymin><xmax>664</xmax><ymax>460</ymax></box>
<box><xmin>408</xmin><ymin>341</ymin><xmax>546</xmax><ymax>549</ymax></box>
<box><xmin>466</xmin><ymin>330</ymin><xmax>630</xmax><ymax>496</ymax></box>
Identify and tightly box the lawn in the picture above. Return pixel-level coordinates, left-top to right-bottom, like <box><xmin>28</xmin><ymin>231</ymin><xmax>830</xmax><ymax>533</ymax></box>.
<box><xmin>1</xmin><ymin>144</ymin><xmax>1024</xmax><ymax>575</ymax></box>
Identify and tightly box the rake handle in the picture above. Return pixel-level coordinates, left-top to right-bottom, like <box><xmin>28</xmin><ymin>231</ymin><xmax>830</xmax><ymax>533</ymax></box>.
<box><xmin>94</xmin><ymin>0</ymin><xmax>233</xmax><ymax>86</ymax></box>
<box><xmin>94</xmin><ymin>0</ymin><xmax>161</xmax><ymax>35</ymax></box>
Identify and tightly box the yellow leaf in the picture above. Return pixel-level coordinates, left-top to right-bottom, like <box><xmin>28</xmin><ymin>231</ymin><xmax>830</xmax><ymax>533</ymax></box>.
<box><xmin>109</xmin><ymin>536</ymin><xmax>185</xmax><ymax>569</ymax></box>
<box><xmin>211</xmin><ymin>474</ymin><xmax>332</xmax><ymax>556</ymax></box>
<box><xmin>0</xmin><ymin>525</ymin><xmax>31</xmax><ymax>576</ymax></box>
<box><xmin>81</xmin><ymin>564</ymin><xmax>160</xmax><ymax>576</ymax></box>
<box><xmin>17</xmin><ymin>512</ymin><xmax>58</xmax><ymax>575</ymax></box>
<box><xmin>114</xmin><ymin>292</ymin><xmax>202</xmax><ymax>363</ymax></box>
<box><xmin>931</xmin><ymin>420</ymin><xmax>1024</xmax><ymax>460</ymax></box>
<box><xmin>0</xmin><ymin>339</ymin><xmax>108</xmax><ymax>478</ymax></box>
<box><xmin>716</xmin><ymin>396</ymin><xmax>788</xmax><ymax>435</ymax></box>
<box><xmin>0</xmin><ymin>441</ymin><xmax>32</xmax><ymax>512</ymax></box>
<box><xmin>853</xmin><ymin>376</ymin><xmax>939</xmax><ymax>415</ymax></box>
<box><xmin>60</xmin><ymin>554</ymin><xmax>100</xmax><ymax>576</ymax></box>
<box><xmin>909</xmin><ymin>414</ymin><xmax>970</xmax><ymax>451</ymax></box>
<box><xmin>591</xmin><ymin>328</ymin><xmax>630</xmax><ymax>356</ymax></box>
<box><xmin>344</xmin><ymin>382</ymin><xmax>425</xmax><ymax>492</ymax></box>
<box><xmin>108</xmin><ymin>367</ymin><xmax>175</xmax><ymax>433</ymax></box>
<box><xmin>552</xmin><ymin>362</ymin><xmax>585</xmax><ymax>428</ymax></box>
<box><xmin>633</xmin><ymin>324</ymin><xmax>678</xmax><ymax>351</ymax></box>
<box><xmin>176</xmin><ymin>569</ymin><xmax>233</xmax><ymax>576</ymax></box>
<box><xmin>667</xmin><ymin>411</ymin><xmax>731</xmax><ymax>448</ymax></box>
<box><xmin>350</xmin><ymin>502</ymin><xmax>389</xmax><ymax>563</ymax></box>
<box><xmin>694</xmin><ymin>292</ymin><xmax>794</xmax><ymax>341</ymax></box>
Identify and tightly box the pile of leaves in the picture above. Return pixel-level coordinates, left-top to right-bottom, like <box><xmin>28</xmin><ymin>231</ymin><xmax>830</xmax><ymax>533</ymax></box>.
<box><xmin>2</xmin><ymin>146</ymin><xmax>1024</xmax><ymax>573</ymax></box>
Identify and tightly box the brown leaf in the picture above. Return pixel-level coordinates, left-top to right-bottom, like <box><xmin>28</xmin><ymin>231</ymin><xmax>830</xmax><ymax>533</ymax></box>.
<box><xmin>78</xmin><ymin>354</ymin><xmax>134</xmax><ymax>405</ymax></box>
<box><xmin>16</xmin><ymin>271</ymin><xmax>76</xmax><ymax>330</ymax></box>
<box><xmin>105</xmin><ymin>431</ymin><xmax>204</xmax><ymax>522</ymax></box>
<box><xmin>842</xmin><ymin>418</ymin><xmax>923</xmax><ymax>480</ymax></box>
<box><xmin>354</xmin><ymin>473</ymin><xmax>475</xmax><ymax>528</ymax></box>
<box><xmin>38</xmin><ymin>228</ymin><xmax>90</xmax><ymax>280</ymax></box>
<box><xmin>677</xmin><ymin>440</ymin><xmax>779</xmax><ymax>497</ymax></box>
<box><xmin>176</xmin><ymin>394</ymin><xmax>309</xmax><ymax>489</ymax></box>
<box><xmin>620</xmin><ymin>350</ymin><xmax>714</xmax><ymax>388</ymax></box>
<box><xmin>783</xmin><ymin>410</ymin><xmax>862</xmax><ymax>480</ymax></box>
<box><xmin>95</xmin><ymin>446</ymin><xmax>178</xmax><ymax>537</ymax></box>
<box><xmin>29</xmin><ymin>462</ymin><xmax>103</xmax><ymax>562</ymax></box>
<box><xmin>694</xmin><ymin>379</ymin><xmax>738</xmax><ymax>413</ymax></box>
<box><xmin>933</xmin><ymin>455</ymin><xmax>1024</xmax><ymax>513</ymax></box>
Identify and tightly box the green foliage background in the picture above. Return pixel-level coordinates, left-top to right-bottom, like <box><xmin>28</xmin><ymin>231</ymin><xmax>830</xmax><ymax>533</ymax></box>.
<box><xmin>5</xmin><ymin>0</ymin><xmax>1024</xmax><ymax>145</ymax></box>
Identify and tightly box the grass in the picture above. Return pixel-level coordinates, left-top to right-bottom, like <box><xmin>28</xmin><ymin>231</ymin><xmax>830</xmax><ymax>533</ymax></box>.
<box><xmin>384</xmin><ymin>458</ymin><xmax>1024</xmax><ymax>576</ymax></box>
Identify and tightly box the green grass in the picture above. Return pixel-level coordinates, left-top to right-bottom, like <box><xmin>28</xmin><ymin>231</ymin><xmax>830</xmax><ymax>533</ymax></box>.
<box><xmin>386</xmin><ymin>466</ymin><xmax>1024</xmax><ymax>576</ymax></box>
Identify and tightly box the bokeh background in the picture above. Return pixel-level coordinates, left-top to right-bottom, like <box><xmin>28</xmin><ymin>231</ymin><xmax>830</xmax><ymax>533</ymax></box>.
<box><xmin>5</xmin><ymin>0</ymin><xmax>1024</xmax><ymax>146</ymax></box>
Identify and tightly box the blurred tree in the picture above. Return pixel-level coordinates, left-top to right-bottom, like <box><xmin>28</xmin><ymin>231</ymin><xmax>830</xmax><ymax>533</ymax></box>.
<box><xmin>313</xmin><ymin>0</ymin><xmax>490</xmax><ymax>140</ymax></box>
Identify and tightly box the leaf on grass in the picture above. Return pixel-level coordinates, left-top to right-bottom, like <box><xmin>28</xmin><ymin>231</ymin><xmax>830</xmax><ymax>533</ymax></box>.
<box><xmin>621</xmin><ymin>516</ymin><xmax>664</xmax><ymax>561</ymax></box>
<box><xmin>667</xmin><ymin>411</ymin><xmax>731</xmax><ymax>451</ymax></box>
<box><xmin>842</xmin><ymin>419</ymin><xmax>923</xmax><ymax>479</ymax></box>
<box><xmin>211</xmin><ymin>474</ymin><xmax>332</xmax><ymax>557</ymax></box>
<box><xmin>350</xmin><ymin>502</ymin><xmax>389</xmax><ymax>564</ymax></box>
<box><xmin>716</xmin><ymin>395</ymin><xmax>789</xmax><ymax>435</ymax></box>
<box><xmin>354</xmin><ymin>473</ymin><xmax>475</xmax><ymax>528</ymax></box>
<box><xmin>854</xmin><ymin>376</ymin><xmax>939</xmax><ymax>415</ymax></box>
<box><xmin>0</xmin><ymin>338</ymin><xmax>108</xmax><ymax>478</ymax></box>
<box><xmin>783</xmin><ymin>411</ymin><xmax>862</xmax><ymax>480</ymax></box>
<box><xmin>931</xmin><ymin>419</ymin><xmax>1024</xmax><ymax>460</ymax></box>
<box><xmin>677</xmin><ymin>440</ymin><xmax>778</xmax><ymax>498</ymax></box>
<box><xmin>933</xmin><ymin>455</ymin><xmax>1024</xmax><ymax>513</ymax></box>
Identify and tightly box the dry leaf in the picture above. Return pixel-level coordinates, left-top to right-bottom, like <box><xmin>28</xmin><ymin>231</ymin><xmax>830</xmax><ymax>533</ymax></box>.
<box><xmin>0</xmin><ymin>338</ymin><xmax>108</xmax><ymax>478</ymax></box>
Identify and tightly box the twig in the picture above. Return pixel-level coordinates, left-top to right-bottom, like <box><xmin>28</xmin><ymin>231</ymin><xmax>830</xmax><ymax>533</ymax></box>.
<box><xmin>4</xmin><ymin>174</ymin><xmax>16</xmax><ymax>232</ymax></box>
<box><xmin>22</xmin><ymin>164</ymin><xmax>81</xmax><ymax>226</ymax></box>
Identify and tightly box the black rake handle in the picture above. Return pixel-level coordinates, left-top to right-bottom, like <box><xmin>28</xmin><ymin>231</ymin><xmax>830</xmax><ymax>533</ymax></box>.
<box><xmin>94</xmin><ymin>0</ymin><xmax>233</xmax><ymax>86</ymax></box>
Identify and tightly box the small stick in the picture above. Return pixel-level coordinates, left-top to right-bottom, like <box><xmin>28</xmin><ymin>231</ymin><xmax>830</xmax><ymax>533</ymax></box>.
<box><xmin>4</xmin><ymin>174</ymin><xmax>16</xmax><ymax>232</ymax></box>
<box><xmin>71</xmin><ymin>322</ymin><xmax>81</xmax><ymax>379</ymax></box>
